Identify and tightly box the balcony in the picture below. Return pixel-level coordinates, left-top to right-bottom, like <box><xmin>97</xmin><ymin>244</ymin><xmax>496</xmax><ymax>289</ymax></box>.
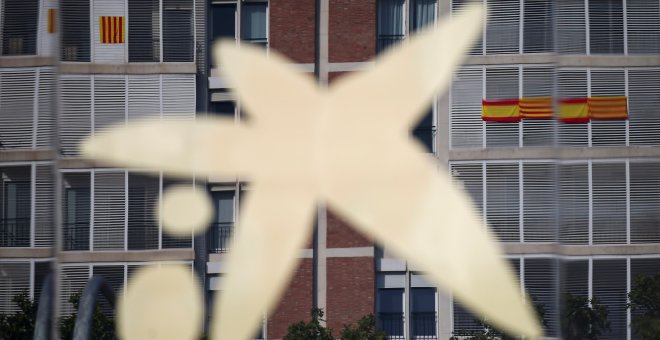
<box><xmin>0</xmin><ymin>218</ymin><xmax>30</xmax><ymax>247</ymax></box>
<box><xmin>411</xmin><ymin>312</ymin><xmax>437</xmax><ymax>339</ymax></box>
<box><xmin>208</xmin><ymin>222</ymin><xmax>233</xmax><ymax>253</ymax></box>
<box><xmin>378</xmin><ymin>312</ymin><xmax>405</xmax><ymax>340</ymax></box>
<box><xmin>377</xmin><ymin>35</ymin><xmax>405</xmax><ymax>54</ymax></box>
<box><xmin>63</xmin><ymin>222</ymin><xmax>89</xmax><ymax>251</ymax></box>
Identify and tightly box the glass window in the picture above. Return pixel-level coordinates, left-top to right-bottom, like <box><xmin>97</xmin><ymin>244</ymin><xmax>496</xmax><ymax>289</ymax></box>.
<box><xmin>378</xmin><ymin>288</ymin><xmax>404</xmax><ymax>337</ymax></box>
<box><xmin>1</xmin><ymin>0</ymin><xmax>38</xmax><ymax>55</ymax></box>
<box><xmin>210</xmin><ymin>190</ymin><xmax>235</xmax><ymax>253</ymax></box>
<box><xmin>410</xmin><ymin>0</ymin><xmax>436</xmax><ymax>33</ymax></box>
<box><xmin>241</xmin><ymin>2</ymin><xmax>268</xmax><ymax>47</ymax></box>
<box><xmin>411</xmin><ymin>288</ymin><xmax>436</xmax><ymax>338</ymax></box>
<box><xmin>211</xmin><ymin>4</ymin><xmax>237</xmax><ymax>67</ymax></box>
<box><xmin>210</xmin><ymin>101</ymin><xmax>236</xmax><ymax>118</ymax></box>
<box><xmin>412</xmin><ymin>107</ymin><xmax>435</xmax><ymax>153</ymax></box>
<box><xmin>61</xmin><ymin>0</ymin><xmax>91</xmax><ymax>61</ymax></box>
<box><xmin>162</xmin><ymin>0</ymin><xmax>194</xmax><ymax>62</ymax></box>
<box><xmin>63</xmin><ymin>173</ymin><xmax>90</xmax><ymax>251</ymax></box>
<box><xmin>589</xmin><ymin>0</ymin><xmax>624</xmax><ymax>54</ymax></box>
<box><xmin>377</xmin><ymin>0</ymin><xmax>405</xmax><ymax>53</ymax></box>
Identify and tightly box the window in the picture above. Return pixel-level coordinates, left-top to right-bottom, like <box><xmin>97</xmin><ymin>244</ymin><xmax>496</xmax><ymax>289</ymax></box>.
<box><xmin>210</xmin><ymin>101</ymin><xmax>236</xmax><ymax>118</ymax></box>
<box><xmin>523</xmin><ymin>0</ymin><xmax>553</xmax><ymax>53</ymax></box>
<box><xmin>63</xmin><ymin>174</ymin><xmax>91</xmax><ymax>251</ymax></box>
<box><xmin>162</xmin><ymin>0</ymin><xmax>194</xmax><ymax>62</ymax></box>
<box><xmin>128</xmin><ymin>0</ymin><xmax>160</xmax><ymax>62</ymax></box>
<box><xmin>61</xmin><ymin>0</ymin><xmax>91</xmax><ymax>61</ymax></box>
<box><xmin>410</xmin><ymin>0</ymin><xmax>437</xmax><ymax>33</ymax></box>
<box><xmin>209</xmin><ymin>190</ymin><xmax>235</xmax><ymax>253</ymax></box>
<box><xmin>0</xmin><ymin>167</ymin><xmax>31</xmax><ymax>247</ymax></box>
<box><xmin>377</xmin><ymin>0</ymin><xmax>405</xmax><ymax>53</ymax></box>
<box><xmin>377</xmin><ymin>288</ymin><xmax>405</xmax><ymax>339</ymax></box>
<box><xmin>411</xmin><ymin>107</ymin><xmax>435</xmax><ymax>153</ymax></box>
<box><xmin>0</xmin><ymin>0</ymin><xmax>38</xmax><ymax>56</ymax></box>
<box><xmin>241</xmin><ymin>2</ymin><xmax>268</xmax><ymax>47</ymax></box>
<box><xmin>589</xmin><ymin>0</ymin><xmax>624</xmax><ymax>54</ymax></box>
<box><xmin>128</xmin><ymin>173</ymin><xmax>159</xmax><ymax>250</ymax></box>
<box><xmin>411</xmin><ymin>288</ymin><xmax>436</xmax><ymax>338</ymax></box>
<box><xmin>210</xmin><ymin>1</ymin><xmax>268</xmax><ymax>67</ymax></box>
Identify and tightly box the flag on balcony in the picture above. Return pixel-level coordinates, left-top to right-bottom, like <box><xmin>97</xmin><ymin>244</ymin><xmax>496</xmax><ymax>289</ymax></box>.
<box><xmin>588</xmin><ymin>96</ymin><xmax>628</xmax><ymax>120</ymax></box>
<box><xmin>481</xmin><ymin>99</ymin><xmax>520</xmax><ymax>122</ymax></box>
<box><xmin>559</xmin><ymin>98</ymin><xmax>589</xmax><ymax>123</ymax></box>
<box><xmin>47</xmin><ymin>9</ymin><xmax>56</xmax><ymax>33</ymax></box>
<box><xmin>520</xmin><ymin>97</ymin><xmax>553</xmax><ymax>119</ymax></box>
<box><xmin>99</xmin><ymin>16</ymin><xmax>124</xmax><ymax>44</ymax></box>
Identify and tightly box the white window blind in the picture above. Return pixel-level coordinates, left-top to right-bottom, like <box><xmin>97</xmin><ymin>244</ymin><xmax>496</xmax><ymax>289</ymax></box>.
<box><xmin>450</xmin><ymin>67</ymin><xmax>483</xmax><ymax>149</ymax></box>
<box><xmin>523</xmin><ymin>0</ymin><xmax>553</xmax><ymax>53</ymax></box>
<box><xmin>60</xmin><ymin>265</ymin><xmax>90</xmax><ymax>315</ymax></box>
<box><xmin>92</xmin><ymin>265</ymin><xmax>125</xmax><ymax>315</ymax></box>
<box><xmin>162</xmin><ymin>0</ymin><xmax>194</xmax><ymax>62</ymax></box>
<box><xmin>523</xmin><ymin>162</ymin><xmax>556</xmax><ymax>242</ymax></box>
<box><xmin>629</xmin><ymin>161</ymin><xmax>660</xmax><ymax>243</ymax></box>
<box><xmin>0</xmin><ymin>262</ymin><xmax>30</xmax><ymax>314</ymax></box>
<box><xmin>591</xmin><ymin>162</ymin><xmax>627</xmax><ymax>244</ymax></box>
<box><xmin>0</xmin><ymin>0</ymin><xmax>38</xmax><ymax>55</ymax></box>
<box><xmin>34</xmin><ymin>164</ymin><xmax>54</xmax><ymax>247</ymax></box>
<box><xmin>590</xmin><ymin>69</ymin><xmax>626</xmax><ymax>146</ymax></box>
<box><xmin>63</xmin><ymin>172</ymin><xmax>91</xmax><ymax>251</ymax></box>
<box><xmin>60</xmin><ymin>75</ymin><xmax>92</xmax><ymax>157</ymax></box>
<box><xmin>592</xmin><ymin>259</ymin><xmax>627</xmax><ymax>340</ymax></box>
<box><xmin>451</xmin><ymin>0</ymin><xmax>483</xmax><ymax>55</ymax></box>
<box><xmin>561</xmin><ymin>259</ymin><xmax>589</xmax><ymax>298</ymax></box>
<box><xmin>93</xmin><ymin>171</ymin><xmax>126</xmax><ymax>250</ymax></box>
<box><xmin>486</xmin><ymin>0</ymin><xmax>519</xmax><ymax>54</ymax></box>
<box><xmin>37</xmin><ymin>68</ymin><xmax>56</xmax><ymax>149</ymax></box>
<box><xmin>450</xmin><ymin>162</ymin><xmax>484</xmax><ymax>216</ymax></box>
<box><xmin>589</xmin><ymin>0</ymin><xmax>624</xmax><ymax>54</ymax></box>
<box><xmin>486</xmin><ymin>163</ymin><xmax>520</xmax><ymax>242</ymax></box>
<box><xmin>559</xmin><ymin>163</ymin><xmax>589</xmax><ymax>244</ymax></box>
<box><xmin>626</xmin><ymin>0</ymin><xmax>660</xmax><ymax>54</ymax></box>
<box><xmin>557</xmin><ymin>69</ymin><xmax>589</xmax><ymax>146</ymax></box>
<box><xmin>556</xmin><ymin>0</ymin><xmax>586</xmax><ymax>54</ymax></box>
<box><xmin>128</xmin><ymin>172</ymin><xmax>159</xmax><ymax>250</ymax></box>
<box><xmin>522</xmin><ymin>66</ymin><xmax>555</xmax><ymax>147</ymax></box>
<box><xmin>128</xmin><ymin>0</ymin><xmax>161</xmax><ymax>62</ymax></box>
<box><xmin>524</xmin><ymin>258</ymin><xmax>559</xmax><ymax>337</ymax></box>
<box><xmin>61</xmin><ymin>0</ymin><xmax>90</xmax><ymax>61</ymax></box>
<box><xmin>162</xmin><ymin>74</ymin><xmax>196</xmax><ymax>120</ymax></box>
<box><xmin>485</xmin><ymin>67</ymin><xmax>519</xmax><ymax>147</ymax></box>
<box><xmin>628</xmin><ymin>69</ymin><xmax>660</xmax><ymax>145</ymax></box>
<box><xmin>94</xmin><ymin>76</ymin><xmax>127</xmax><ymax>137</ymax></box>
<box><xmin>0</xmin><ymin>69</ymin><xmax>36</xmax><ymax>149</ymax></box>
<box><xmin>128</xmin><ymin>75</ymin><xmax>161</xmax><ymax>121</ymax></box>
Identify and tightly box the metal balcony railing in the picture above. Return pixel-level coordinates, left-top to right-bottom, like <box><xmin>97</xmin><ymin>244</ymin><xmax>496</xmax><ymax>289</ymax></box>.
<box><xmin>208</xmin><ymin>222</ymin><xmax>234</xmax><ymax>253</ymax></box>
<box><xmin>0</xmin><ymin>218</ymin><xmax>30</xmax><ymax>247</ymax></box>
<box><xmin>411</xmin><ymin>312</ymin><xmax>438</xmax><ymax>339</ymax></box>
<box><xmin>377</xmin><ymin>34</ymin><xmax>405</xmax><ymax>54</ymax></box>
<box><xmin>63</xmin><ymin>222</ymin><xmax>90</xmax><ymax>251</ymax></box>
<box><xmin>378</xmin><ymin>312</ymin><xmax>405</xmax><ymax>339</ymax></box>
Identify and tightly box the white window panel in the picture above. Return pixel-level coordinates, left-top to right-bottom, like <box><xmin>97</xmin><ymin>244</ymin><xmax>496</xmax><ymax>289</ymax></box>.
<box><xmin>451</xmin><ymin>0</ymin><xmax>483</xmax><ymax>55</ymax></box>
<box><xmin>0</xmin><ymin>262</ymin><xmax>30</xmax><ymax>314</ymax></box>
<box><xmin>485</xmin><ymin>0</ymin><xmax>519</xmax><ymax>54</ymax></box>
<box><xmin>559</xmin><ymin>163</ymin><xmax>589</xmax><ymax>245</ymax></box>
<box><xmin>589</xmin><ymin>0</ymin><xmax>624</xmax><ymax>54</ymax></box>
<box><xmin>592</xmin><ymin>259</ymin><xmax>627</xmax><ymax>340</ymax></box>
<box><xmin>522</xmin><ymin>66</ymin><xmax>555</xmax><ymax>147</ymax></box>
<box><xmin>162</xmin><ymin>74</ymin><xmax>196</xmax><ymax>120</ymax></box>
<box><xmin>629</xmin><ymin>161</ymin><xmax>660</xmax><ymax>244</ymax></box>
<box><xmin>36</xmin><ymin>67</ymin><xmax>56</xmax><ymax>149</ymax></box>
<box><xmin>626</xmin><ymin>0</ymin><xmax>660</xmax><ymax>54</ymax></box>
<box><xmin>128</xmin><ymin>75</ymin><xmax>161</xmax><ymax>121</ymax></box>
<box><xmin>523</xmin><ymin>0</ymin><xmax>553</xmax><ymax>53</ymax></box>
<box><xmin>61</xmin><ymin>0</ymin><xmax>91</xmax><ymax>62</ymax></box>
<box><xmin>561</xmin><ymin>259</ymin><xmax>589</xmax><ymax>298</ymax></box>
<box><xmin>485</xmin><ymin>67</ymin><xmax>519</xmax><ymax>147</ymax></box>
<box><xmin>628</xmin><ymin>69</ymin><xmax>660</xmax><ymax>145</ymax></box>
<box><xmin>128</xmin><ymin>0</ymin><xmax>161</xmax><ymax>62</ymax></box>
<box><xmin>60</xmin><ymin>75</ymin><xmax>92</xmax><ymax>156</ymax></box>
<box><xmin>523</xmin><ymin>162</ymin><xmax>556</xmax><ymax>242</ymax></box>
<box><xmin>556</xmin><ymin>0</ymin><xmax>586</xmax><ymax>54</ymax></box>
<box><xmin>0</xmin><ymin>69</ymin><xmax>36</xmax><ymax>149</ymax></box>
<box><xmin>92</xmin><ymin>0</ymin><xmax>126</xmax><ymax>63</ymax></box>
<box><xmin>486</xmin><ymin>163</ymin><xmax>520</xmax><ymax>242</ymax></box>
<box><xmin>34</xmin><ymin>164</ymin><xmax>54</xmax><ymax>247</ymax></box>
<box><xmin>94</xmin><ymin>75</ymin><xmax>127</xmax><ymax>137</ymax></box>
<box><xmin>450</xmin><ymin>162</ymin><xmax>484</xmax><ymax>216</ymax></box>
<box><xmin>557</xmin><ymin>69</ymin><xmax>589</xmax><ymax>147</ymax></box>
<box><xmin>128</xmin><ymin>172</ymin><xmax>160</xmax><ymax>250</ymax></box>
<box><xmin>63</xmin><ymin>172</ymin><xmax>91</xmax><ymax>251</ymax></box>
<box><xmin>60</xmin><ymin>265</ymin><xmax>90</xmax><ymax>315</ymax></box>
<box><xmin>93</xmin><ymin>171</ymin><xmax>126</xmax><ymax>250</ymax></box>
<box><xmin>523</xmin><ymin>258</ymin><xmax>558</xmax><ymax>337</ymax></box>
<box><xmin>591</xmin><ymin>162</ymin><xmax>627</xmax><ymax>244</ymax></box>
<box><xmin>0</xmin><ymin>0</ymin><xmax>39</xmax><ymax>56</ymax></box>
<box><xmin>162</xmin><ymin>0</ymin><xmax>194</xmax><ymax>62</ymax></box>
<box><xmin>450</xmin><ymin>67</ymin><xmax>483</xmax><ymax>149</ymax></box>
<box><xmin>590</xmin><ymin>69</ymin><xmax>626</xmax><ymax>146</ymax></box>
<box><xmin>92</xmin><ymin>264</ymin><xmax>125</xmax><ymax>316</ymax></box>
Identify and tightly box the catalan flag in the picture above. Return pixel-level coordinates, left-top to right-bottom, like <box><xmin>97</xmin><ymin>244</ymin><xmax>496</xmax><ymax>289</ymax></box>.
<box><xmin>482</xmin><ymin>99</ymin><xmax>520</xmax><ymax>122</ymax></box>
<box><xmin>559</xmin><ymin>98</ymin><xmax>589</xmax><ymax>124</ymax></box>
<box><xmin>99</xmin><ymin>16</ymin><xmax>124</xmax><ymax>44</ymax></box>
<box><xmin>520</xmin><ymin>97</ymin><xmax>553</xmax><ymax>119</ymax></box>
<box><xmin>47</xmin><ymin>9</ymin><xmax>56</xmax><ymax>33</ymax></box>
<box><xmin>588</xmin><ymin>96</ymin><xmax>628</xmax><ymax>120</ymax></box>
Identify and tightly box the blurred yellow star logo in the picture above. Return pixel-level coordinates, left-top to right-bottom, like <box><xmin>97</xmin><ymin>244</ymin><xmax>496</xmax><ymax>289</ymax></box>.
<box><xmin>83</xmin><ymin>5</ymin><xmax>540</xmax><ymax>340</ymax></box>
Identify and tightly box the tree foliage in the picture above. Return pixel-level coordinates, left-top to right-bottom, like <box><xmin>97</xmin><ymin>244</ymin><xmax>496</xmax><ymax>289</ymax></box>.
<box><xmin>283</xmin><ymin>307</ymin><xmax>334</xmax><ymax>340</ymax></box>
<box><xmin>338</xmin><ymin>314</ymin><xmax>387</xmax><ymax>340</ymax></box>
<box><xmin>59</xmin><ymin>292</ymin><xmax>116</xmax><ymax>340</ymax></box>
<box><xmin>560</xmin><ymin>293</ymin><xmax>610</xmax><ymax>340</ymax></box>
<box><xmin>0</xmin><ymin>291</ymin><xmax>38</xmax><ymax>340</ymax></box>
<box><xmin>628</xmin><ymin>273</ymin><xmax>660</xmax><ymax>340</ymax></box>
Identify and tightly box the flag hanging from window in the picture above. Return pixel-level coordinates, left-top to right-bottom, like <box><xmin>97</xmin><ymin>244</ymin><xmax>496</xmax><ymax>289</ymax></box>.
<box><xmin>588</xmin><ymin>96</ymin><xmax>628</xmax><ymax>120</ymax></box>
<box><xmin>481</xmin><ymin>99</ymin><xmax>520</xmax><ymax>122</ymax></box>
<box><xmin>47</xmin><ymin>9</ymin><xmax>56</xmax><ymax>33</ymax></box>
<box><xmin>520</xmin><ymin>97</ymin><xmax>553</xmax><ymax>119</ymax></box>
<box><xmin>559</xmin><ymin>98</ymin><xmax>589</xmax><ymax>123</ymax></box>
<box><xmin>99</xmin><ymin>16</ymin><xmax>124</xmax><ymax>44</ymax></box>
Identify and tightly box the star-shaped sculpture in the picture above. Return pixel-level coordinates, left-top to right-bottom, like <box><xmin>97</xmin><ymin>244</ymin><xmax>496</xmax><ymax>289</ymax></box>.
<box><xmin>83</xmin><ymin>5</ymin><xmax>540</xmax><ymax>340</ymax></box>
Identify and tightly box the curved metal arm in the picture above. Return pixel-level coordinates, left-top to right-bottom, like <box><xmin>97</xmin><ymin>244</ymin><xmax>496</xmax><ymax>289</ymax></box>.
<box><xmin>72</xmin><ymin>275</ymin><xmax>117</xmax><ymax>340</ymax></box>
<box><xmin>34</xmin><ymin>274</ymin><xmax>53</xmax><ymax>340</ymax></box>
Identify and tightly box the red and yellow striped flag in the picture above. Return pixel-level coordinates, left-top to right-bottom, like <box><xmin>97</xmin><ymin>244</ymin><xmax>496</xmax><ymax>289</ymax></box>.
<box><xmin>559</xmin><ymin>98</ymin><xmax>589</xmax><ymax>124</ymax></box>
<box><xmin>47</xmin><ymin>9</ymin><xmax>56</xmax><ymax>33</ymax></box>
<box><xmin>588</xmin><ymin>96</ymin><xmax>628</xmax><ymax>120</ymax></box>
<box><xmin>99</xmin><ymin>16</ymin><xmax>124</xmax><ymax>44</ymax></box>
<box><xmin>482</xmin><ymin>99</ymin><xmax>520</xmax><ymax>122</ymax></box>
<box><xmin>520</xmin><ymin>97</ymin><xmax>553</xmax><ymax>119</ymax></box>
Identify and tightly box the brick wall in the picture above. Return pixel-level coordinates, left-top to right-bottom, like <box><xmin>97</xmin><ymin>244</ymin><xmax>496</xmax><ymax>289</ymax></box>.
<box><xmin>327</xmin><ymin>208</ymin><xmax>372</xmax><ymax>248</ymax></box>
<box><xmin>267</xmin><ymin>258</ymin><xmax>314</xmax><ymax>339</ymax></box>
<box><xmin>329</xmin><ymin>0</ymin><xmax>377</xmax><ymax>62</ymax></box>
<box><xmin>326</xmin><ymin>257</ymin><xmax>375</xmax><ymax>333</ymax></box>
<box><xmin>269</xmin><ymin>0</ymin><xmax>316</xmax><ymax>63</ymax></box>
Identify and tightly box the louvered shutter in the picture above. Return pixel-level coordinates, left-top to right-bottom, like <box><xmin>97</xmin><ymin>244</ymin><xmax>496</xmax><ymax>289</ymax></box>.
<box><xmin>556</xmin><ymin>0</ymin><xmax>586</xmax><ymax>54</ymax></box>
<box><xmin>522</xmin><ymin>66</ymin><xmax>555</xmax><ymax>146</ymax></box>
<box><xmin>589</xmin><ymin>0</ymin><xmax>624</xmax><ymax>54</ymax></box>
<box><xmin>0</xmin><ymin>166</ymin><xmax>31</xmax><ymax>247</ymax></box>
<box><xmin>0</xmin><ymin>69</ymin><xmax>36</xmax><ymax>149</ymax></box>
<box><xmin>92</xmin><ymin>265</ymin><xmax>124</xmax><ymax>315</ymax></box>
<box><xmin>128</xmin><ymin>172</ymin><xmax>159</xmax><ymax>250</ymax></box>
<box><xmin>38</xmin><ymin>0</ymin><xmax>58</xmax><ymax>56</ymax></box>
<box><xmin>128</xmin><ymin>75</ymin><xmax>161</xmax><ymax>121</ymax></box>
<box><xmin>450</xmin><ymin>67</ymin><xmax>483</xmax><ymax>149</ymax></box>
<box><xmin>592</xmin><ymin>259</ymin><xmax>627</xmax><ymax>340</ymax></box>
<box><xmin>128</xmin><ymin>0</ymin><xmax>160</xmax><ymax>62</ymax></box>
<box><xmin>60</xmin><ymin>75</ymin><xmax>91</xmax><ymax>156</ymax></box>
<box><xmin>559</xmin><ymin>163</ymin><xmax>589</xmax><ymax>244</ymax></box>
<box><xmin>162</xmin><ymin>0</ymin><xmax>194</xmax><ymax>62</ymax></box>
<box><xmin>486</xmin><ymin>163</ymin><xmax>520</xmax><ymax>242</ymax></box>
<box><xmin>0</xmin><ymin>0</ymin><xmax>38</xmax><ymax>55</ymax></box>
<box><xmin>523</xmin><ymin>162</ymin><xmax>556</xmax><ymax>242</ymax></box>
<box><xmin>450</xmin><ymin>162</ymin><xmax>484</xmax><ymax>216</ymax></box>
<box><xmin>485</xmin><ymin>0</ymin><xmax>519</xmax><ymax>54</ymax></box>
<box><xmin>194</xmin><ymin>0</ymin><xmax>206</xmax><ymax>73</ymax></box>
<box><xmin>33</xmin><ymin>261</ymin><xmax>51</xmax><ymax>304</ymax></box>
<box><xmin>451</xmin><ymin>0</ymin><xmax>483</xmax><ymax>55</ymax></box>
<box><xmin>590</xmin><ymin>69</ymin><xmax>626</xmax><ymax>146</ymax></box>
<box><xmin>60</xmin><ymin>265</ymin><xmax>90</xmax><ymax>315</ymax></box>
<box><xmin>523</xmin><ymin>0</ymin><xmax>553</xmax><ymax>53</ymax></box>
<box><xmin>524</xmin><ymin>258</ymin><xmax>558</xmax><ymax>337</ymax></box>
<box><xmin>0</xmin><ymin>262</ymin><xmax>30</xmax><ymax>313</ymax></box>
<box><xmin>628</xmin><ymin>69</ymin><xmax>660</xmax><ymax>145</ymax></box>
<box><xmin>34</xmin><ymin>164</ymin><xmax>54</xmax><ymax>247</ymax></box>
<box><xmin>162</xmin><ymin>178</ymin><xmax>193</xmax><ymax>249</ymax></box>
<box><xmin>626</xmin><ymin>0</ymin><xmax>660</xmax><ymax>54</ymax></box>
<box><xmin>452</xmin><ymin>303</ymin><xmax>483</xmax><ymax>335</ymax></box>
<box><xmin>557</xmin><ymin>69</ymin><xmax>589</xmax><ymax>146</ymax></box>
<box><xmin>92</xmin><ymin>0</ymin><xmax>126</xmax><ymax>63</ymax></box>
<box><xmin>630</xmin><ymin>258</ymin><xmax>660</xmax><ymax>340</ymax></box>
<box><xmin>629</xmin><ymin>161</ymin><xmax>660</xmax><ymax>243</ymax></box>
<box><xmin>94</xmin><ymin>75</ymin><xmax>126</xmax><ymax>138</ymax></box>
<box><xmin>61</xmin><ymin>0</ymin><xmax>90</xmax><ymax>61</ymax></box>
<box><xmin>37</xmin><ymin>67</ymin><xmax>55</xmax><ymax>149</ymax></box>
<box><xmin>591</xmin><ymin>162</ymin><xmax>626</xmax><ymax>244</ymax></box>
<box><xmin>561</xmin><ymin>259</ymin><xmax>589</xmax><ymax>297</ymax></box>
<box><xmin>63</xmin><ymin>172</ymin><xmax>91</xmax><ymax>251</ymax></box>
<box><xmin>485</xmin><ymin>67</ymin><xmax>519</xmax><ymax>147</ymax></box>
<box><xmin>93</xmin><ymin>171</ymin><xmax>126</xmax><ymax>250</ymax></box>
<box><xmin>162</xmin><ymin>74</ymin><xmax>196</xmax><ymax>120</ymax></box>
